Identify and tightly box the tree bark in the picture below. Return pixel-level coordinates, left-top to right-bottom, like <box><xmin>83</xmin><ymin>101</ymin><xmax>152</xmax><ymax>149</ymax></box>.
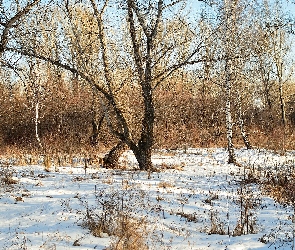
<box><xmin>279</xmin><ymin>75</ymin><xmax>286</xmax><ymax>126</ymax></box>
<box><xmin>237</xmin><ymin>91</ymin><xmax>252</xmax><ymax>149</ymax></box>
<box><xmin>103</xmin><ymin>141</ymin><xmax>127</xmax><ymax>169</ymax></box>
<box><xmin>90</xmin><ymin>113</ymin><xmax>104</xmax><ymax>147</ymax></box>
<box><xmin>35</xmin><ymin>101</ymin><xmax>43</xmax><ymax>150</ymax></box>
<box><xmin>134</xmin><ymin>149</ymin><xmax>153</xmax><ymax>172</ymax></box>
<box><xmin>224</xmin><ymin>0</ymin><xmax>236</xmax><ymax>164</ymax></box>
<box><xmin>225</xmin><ymin>59</ymin><xmax>236</xmax><ymax>164</ymax></box>
<box><xmin>124</xmin><ymin>0</ymin><xmax>160</xmax><ymax>171</ymax></box>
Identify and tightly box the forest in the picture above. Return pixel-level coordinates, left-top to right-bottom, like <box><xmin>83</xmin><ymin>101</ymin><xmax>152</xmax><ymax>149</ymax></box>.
<box><xmin>1</xmin><ymin>1</ymin><xmax>295</xmax><ymax>249</ymax></box>
<box><xmin>0</xmin><ymin>0</ymin><xmax>294</xmax><ymax>168</ymax></box>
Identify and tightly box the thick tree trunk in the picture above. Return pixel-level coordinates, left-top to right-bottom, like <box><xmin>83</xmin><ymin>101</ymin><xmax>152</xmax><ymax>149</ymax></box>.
<box><xmin>125</xmin><ymin>0</ymin><xmax>158</xmax><ymax>172</ymax></box>
<box><xmin>130</xmin><ymin>141</ymin><xmax>153</xmax><ymax>171</ymax></box>
<box><xmin>103</xmin><ymin>141</ymin><xmax>127</xmax><ymax>169</ymax></box>
<box><xmin>137</xmin><ymin>72</ymin><xmax>155</xmax><ymax>171</ymax></box>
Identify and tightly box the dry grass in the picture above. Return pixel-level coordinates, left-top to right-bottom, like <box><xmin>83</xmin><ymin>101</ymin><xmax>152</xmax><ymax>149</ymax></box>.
<box><xmin>159</xmin><ymin>162</ymin><xmax>185</xmax><ymax>171</ymax></box>
<box><xmin>80</xmin><ymin>185</ymin><xmax>150</xmax><ymax>249</ymax></box>
<box><xmin>2</xmin><ymin>176</ymin><xmax>18</xmax><ymax>185</ymax></box>
<box><xmin>262</xmin><ymin>173</ymin><xmax>295</xmax><ymax>207</ymax></box>
<box><xmin>0</xmin><ymin>165</ymin><xmax>18</xmax><ymax>186</ymax></box>
<box><xmin>208</xmin><ymin>210</ymin><xmax>227</xmax><ymax>235</ymax></box>
<box><xmin>175</xmin><ymin>211</ymin><xmax>198</xmax><ymax>222</ymax></box>
<box><xmin>44</xmin><ymin>155</ymin><xmax>51</xmax><ymax>172</ymax></box>
<box><xmin>108</xmin><ymin>216</ymin><xmax>149</xmax><ymax>250</ymax></box>
<box><xmin>158</xmin><ymin>181</ymin><xmax>175</xmax><ymax>189</ymax></box>
<box><xmin>2</xmin><ymin>78</ymin><xmax>295</xmax><ymax>157</ymax></box>
<box><xmin>82</xmin><ymin>207</ymin><xmax>149</xmax><ymax>250</ymax></box>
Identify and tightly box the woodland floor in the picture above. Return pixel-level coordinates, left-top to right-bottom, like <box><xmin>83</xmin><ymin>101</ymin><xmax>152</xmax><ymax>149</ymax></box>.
<box><xmin>0</xmin><ymin>148</ymin><xmax>295</xmax><ymax>249</ymax></box>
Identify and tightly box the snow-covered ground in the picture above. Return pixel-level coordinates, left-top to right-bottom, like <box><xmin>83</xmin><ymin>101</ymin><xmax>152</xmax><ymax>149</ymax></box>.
<box><xmin>0</xmin><ymin>148</ymin><xmax>295</xmax><ymax>250</ymax></box>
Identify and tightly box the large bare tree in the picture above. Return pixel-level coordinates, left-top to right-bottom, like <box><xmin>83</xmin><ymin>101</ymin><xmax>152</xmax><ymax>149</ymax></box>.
<box><xmin>9</xmin><ymin>0</ymin><xmax>205</xmax><ymax>171</ymax></box>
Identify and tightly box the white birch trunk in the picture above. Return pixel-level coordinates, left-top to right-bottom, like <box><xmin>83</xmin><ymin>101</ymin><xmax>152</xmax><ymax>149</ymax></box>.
<box><xmin>35</xmin><ymin>102</ymin><xmax>43</xmax><ymax>149</ymax></box>
<box><xmin>225</xmin><ymin>59</ymin><xmax>236</xmax><ymax>163</ymax></box>
<box><xmin>279</xmin><ymin>72</ymin><xmax>286</xmax><ymax>126</ymax></box>
<box><xmin>224</xmin><ymin>0</ymin><xmax>236</xmax><ymax>164</ymax></box>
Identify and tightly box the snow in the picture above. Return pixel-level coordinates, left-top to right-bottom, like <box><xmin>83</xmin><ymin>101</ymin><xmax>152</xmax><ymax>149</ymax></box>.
<box><xmin>0</xmin><ymin>148</ymin><xmax>295</xmax><ymax>249</ymax></box>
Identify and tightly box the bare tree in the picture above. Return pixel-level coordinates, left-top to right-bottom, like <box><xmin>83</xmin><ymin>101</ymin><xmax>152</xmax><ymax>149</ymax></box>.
<box><xmin>269</xmin><ymin>24</ymin><xmax>292</xmax><ymax>127</ymax></box>
<box><xmin>9</xmin><ymin>0</ymin><xmax>205</xmax><ymax>171</ymax></box>
<box><xmin>208</xmin><ymin>0</ymin><xmax>240</xmax><ymax>163</ymax></box>
<box><xmin>200</xmin><ymin>0</ymin><xmax>258</xmax><ymax>162</ymax></box>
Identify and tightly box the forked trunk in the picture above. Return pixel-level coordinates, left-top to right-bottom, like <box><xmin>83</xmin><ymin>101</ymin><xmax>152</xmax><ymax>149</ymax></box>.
<box><xmin>103</xmin><ymin>141</ymin><xmax>127</xmax><ymax>168</ymax></box>
<box><xmin>103</xmin><ymin>141</ymin><xmax>153</xmax><ymax>171</ymax></box>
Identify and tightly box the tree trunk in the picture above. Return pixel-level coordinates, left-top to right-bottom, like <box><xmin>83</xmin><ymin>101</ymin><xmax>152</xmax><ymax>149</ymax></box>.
<box><xmin>224</xmin><ymin>0</ymin><xmax>236</xmax><ymax>164</ymax></box>
<box><xmin>225</xmin><ymin>59</ymin><xmax>236</xmax><ymax>164</ymax></box>
<box><xmin>90</xmin><ymin>113</ymin><xmax>104</xmax><ymax>146</ymax></box>
<box><xmin>237</xmin><ymin>91</ymin><xmax>252</xmax><ymax>149</ymax></box>
<box><xmin>129</xmin><ymin>144</ymin><xmax>152</xmax><ymax>172</ymax></box>
<box><xmin>126</xmin><ymin>0</ymin><xmax>157</xmax><ymax>172</ymax></box>
<box><xmin>35</xmin><ymin>101</ymin><xmax>43</xmax><ymax>150</ymax></box>
<box><xmin>103</xmin><ymin>141</ymin><xmax>127</xmax><ymax>168</ymax></box>
<box><xmin>279</xmin><ymin>78</ymin><xmax>286</xmax><ymax>126</ymax></box>
<box><xmin>240</xmin><ymin>120</ymin><xmax>252</xmax><ymax>150</ymax></box>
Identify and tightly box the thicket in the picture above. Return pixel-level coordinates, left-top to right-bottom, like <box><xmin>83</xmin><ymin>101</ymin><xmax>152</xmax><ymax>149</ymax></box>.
<box><xmin>1</xmin><ymin>75</ymin><xmax>294</xmax><ymax>157</ymax></box>
<box><xmin>0</xmin><ymin>0</ymin><xmax>293</xmax><ymax>168</ymax></box>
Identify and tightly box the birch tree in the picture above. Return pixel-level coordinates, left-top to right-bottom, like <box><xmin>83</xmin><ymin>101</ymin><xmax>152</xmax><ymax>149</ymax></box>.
<box><xmin>206</xmin><ymin>0</ymin><xmax>242</xmax><ymax>163</ymax></box>
<box><xmin>201</xmin><ymin>0</ymin><xmax>257</xmax><ymax>162</ymax></box>
<box><xmin>25</xmin><ymin>59</ymin><xmax>44</xmax><ymax>150</ymax></box>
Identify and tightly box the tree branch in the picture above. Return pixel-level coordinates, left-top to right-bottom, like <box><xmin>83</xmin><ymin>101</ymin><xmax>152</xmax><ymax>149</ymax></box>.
<box><xmin>127</xmin><ymin>0</ymin><xmax>145</xmax><ymax>82</ymax></box>
<box><xmin>150</xmin><ymin>0</ymin><xmax>163</xmax><ymax>38</ymax></box>
<box><xmin>0</xmin><ymin>0</ymin><xmax>41</xmax><ymax>53</ymax></box>
<box><xmin>163</xmin><ymin>0</ymin><xmax>185</xmax><ymax>9</ymax></box>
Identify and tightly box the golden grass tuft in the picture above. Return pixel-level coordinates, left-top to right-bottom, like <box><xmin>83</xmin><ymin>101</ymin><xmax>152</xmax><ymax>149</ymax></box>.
<box><xmin>158</xmin><ymin>181</ymin><xmax>175</xmax><ymax>189</ymax></box>
<box><xmin>44</xmin><ymin>155</ymin><xmax>51</xmax><ymax>172</ymax></box>
<box><xmin>108</xmin><ymin>216</ymin><xmax>149</xmax><ymax>250</ymax></box>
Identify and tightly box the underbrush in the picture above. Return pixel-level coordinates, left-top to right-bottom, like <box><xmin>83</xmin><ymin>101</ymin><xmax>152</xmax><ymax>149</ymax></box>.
<box><xmin>0</xmin><ymin>164</ymin><xmax>18</xmax><ymax>189</ymax></box>
<box><xmin>1</xmin><ymin>148</ymin><xmax>295</xmax><ymax>249</ymax></box>
<box><xmin>79</xmin><ymin>188</ymin><xmax>150</xmax><ymax>250</ymax></box>
<box><xmin>239</xmin><ymin>160</ymin><xmax>295</xmax><ymax>248</ymax></box>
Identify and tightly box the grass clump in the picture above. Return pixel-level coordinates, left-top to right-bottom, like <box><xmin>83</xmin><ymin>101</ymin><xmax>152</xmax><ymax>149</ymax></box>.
<box><xmin>0</xmin><ymin>165</ymin><xmax>18</xmax><ymax>187</ymax></box>
<box><xmin>81</xmin><ymin>188</ymin><xmax>149</xmax><ymax>250</ymax></box>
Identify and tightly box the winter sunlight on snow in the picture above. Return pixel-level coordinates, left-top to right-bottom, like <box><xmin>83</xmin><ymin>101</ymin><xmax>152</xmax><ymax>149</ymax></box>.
<box><xmin>1</xmin><ymin>148</ymin><xmax>295</xmax><ymax>249</ymax></box>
